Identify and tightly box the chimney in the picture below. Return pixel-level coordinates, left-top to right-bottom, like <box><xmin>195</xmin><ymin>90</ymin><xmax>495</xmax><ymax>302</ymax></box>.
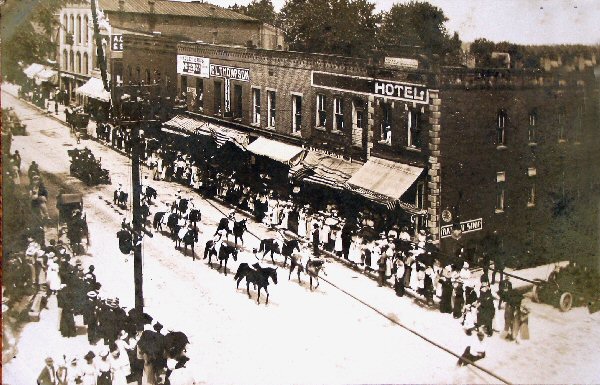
<box><xmin>148</xmin><ymin>0</ymin><xmax>155</xmax><ymax>13</ymax></box>
<box><xmin>119</xmin><ymin>0</ymin><xmax>125</xmax><ymax>11</ymax></box>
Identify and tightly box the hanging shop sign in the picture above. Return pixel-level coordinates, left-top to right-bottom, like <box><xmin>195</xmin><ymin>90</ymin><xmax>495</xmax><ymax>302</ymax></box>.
<box><xmin>440</xmin><ymin>218</ymin><xmax>483</xmax><ymax>238</ymax></box>
<box><xmin>111</xmin><ymin>34</ymin><xmax>123</xmax><ymax>51</ymax></box>
<box><xmin>209</xmin><ymin>64</ymin><xmax>250</xmax><ymax>113</ymax></box>
<box><xmin>311</xmin><ymin>71</ymin><xmax>429</xmax><ymax>104</ymax></box>
<box><xmin>177</xmin><ymin>55</ymin><xmax>210</xmax><ymax>78</ymax></box>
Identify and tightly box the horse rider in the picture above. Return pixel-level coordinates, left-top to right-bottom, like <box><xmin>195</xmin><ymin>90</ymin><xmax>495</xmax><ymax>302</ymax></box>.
<box><xmin>184</xmin><ymin>197</ymin><xmax>196</xmax><ymax>219</ymax></box>
<box><xmin>174</xmin><ymin>189</ymin><xmax>183</xmax><ymax>210</ymax></box>
<box><xmin>212</xmin><ymin>230</ymin><xmax>225</xmax><ymax>256</ymax></box>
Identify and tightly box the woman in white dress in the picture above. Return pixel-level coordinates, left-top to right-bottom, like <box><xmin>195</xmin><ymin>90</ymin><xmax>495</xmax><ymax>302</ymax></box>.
<box><xmin>297</xmin><ymin>209</ymin><xmax>307</xmax><ymax>238</ymax></box>
<box><xmin>348</xmin><ymin>239</ymin><xmax>362</xmax><ymax>265</ymax></box>
<box><xmin>280</xmin><ymin>205</ymin><xmax>290</xmax><ymax>230</ymax></box>
<box><xmin>334</xmin><ymin>229</ymin><xmax>343</xmax><ymax>257</ymax></box>
<box><xmin>46</xmin><ymin>256</ymin><xmax>62</xmax><ymax>294</ymax></box>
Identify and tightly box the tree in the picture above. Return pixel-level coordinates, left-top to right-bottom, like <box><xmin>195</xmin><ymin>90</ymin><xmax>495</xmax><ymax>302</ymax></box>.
<box><xmin>378</xmin><ymin>1</ymin><xmax>461</xmax><ymax>62</ymax></box>
<box><xmin>470</xmin><ymin>38</ymin><xmax>495</xmax><ymax>67</ymax></box>
<box><xmin>278</xmin><ymin>0</ymin><xmax>379</xmax><ymax>58</ymax></box>
<box><xmin>246</xmin><ymin>0</ymin><xmax>277</xmax><ymax>26</ymax></box>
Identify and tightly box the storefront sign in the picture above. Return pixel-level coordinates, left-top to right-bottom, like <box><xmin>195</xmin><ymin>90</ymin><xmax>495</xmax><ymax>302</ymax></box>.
<box><xmin>311</xmin><ymin>71</ymin><xmax>429</xmax><ymax>104</ymax></box>
<box><xmin>440</xmin><ymin>218</ymin><xmax>483</xmax><ymax>238</ymax></box>
<box><xmin>209</xmin><ymin>64</ymin><xmax>250</xmax><ymax>82</ymax></box>
<box><xmin>111</xmin><ymin>34</ymin><xmax>123</xmax><ymax>51</ymax></box>
<box><xmin>177</xmin><ymin>55</ymin><xmax>210</xmax><ymax>78</ymax></box>
<box><xmin>384</xmin><ymin>57</ymin><xmax>419</xmax><ymax>69</ymax></box>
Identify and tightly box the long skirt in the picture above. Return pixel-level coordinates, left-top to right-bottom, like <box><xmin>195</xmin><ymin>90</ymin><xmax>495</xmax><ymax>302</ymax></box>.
<box><xmin>59</xmin><ymin>308</ymin><xmax>77</xmax><ymax>337</ymax></box>
<box><xmin>394</xmin><ymin>278</ymin><xmax>405</xmax><ymax>297</ymax></box>
<box><xmin>298</xmin><ymin>219</ymin><xmax>307</xmax><ymax>238</ymax></box>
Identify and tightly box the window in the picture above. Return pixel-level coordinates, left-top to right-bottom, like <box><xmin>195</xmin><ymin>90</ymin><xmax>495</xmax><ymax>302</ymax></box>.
<box><xmin>63</xmin><ymin>15</ymin><xmax>68</xmax><ymax>43</ymax></box>
<box><xmin>496</xmin><ymin>171</ymin><xmax>506</xmax><ymax>213</ymax></box>
<box><xmin>214</xmin><ymin>80</ymin><xmax>222</xmax><ymax>115</ymax></box>
<box><xmin>69</xmin><ymin>49</ymin><xmax>74</xmax><ymax>71</ymax></box>
<box><xmin>252</xmin><ymin>88</ymin><xmax>261</xmax><ymax>124</ymax></box>
<box><xmin>292</xmin><ymin>94</ymin><xmax>302</xmax><ymax>133</ymax></box>
<box><xmin>69</xmin><ymin>15</ymin><xmax>74</xmax><ymax>34</ymax></box>
<box><xmin>407</xmin><ymin>108</ymin><xmax>421</xmax><ymax>147</ymax></box>
<box><xmin>83</xmin><ymin>53</ymin><xmax>88</xmax><ymax>75</ymax></box>
<box><xmin>497</xmin><ymin>109</ymin><xmax>507</xmax><ymax>146</ymax></box>
<box><xmin>267</xmin><ymin>90</ymin><xmax>276</xmax><ymax>128</ymax></box>
<box><xmin>136</xmin><ymin>67</ymin><xmax>141</xmax><ymax>82</ymax></box>
<box><xmin>528</xmin><ymin>109</ymin><xmax>537</xmax><ymax>144</ymax></box>
<box><xmin>76</xmin><ymin>15</ymin><xmax>81</xmax><ymax>44</ymax></box>
<box><xmin>233</xmin><ymin>84</ymin><xmax>243</xmax><ymax>119</ymax></box>
<box><xmin>316</xmin><ymin>94</ymin><xmax>326</xmax><ymax>127</ymax></box>
<box><xmin>62</xmin><ymin>49</ymin><xmax>68</xmax><ymax>70</ymax></box>
<box><xmin>195</xmin><ymin>79</ymin><xmax>204</xmax><ymax>112</ymax></box>
<box><xmin>574</xmin><ymin>105</ymin><xmax>583</xmax><ymax>143</ymax></box>
<box><xmin>83</xmin><ymin>16</ymin><xmax>89</xmax><ymax>45</ymax></box>
<box><xmin>145</xmin><ymin>69</ymin><xmax>151</xmax><ymax>84</ymax></box>
<box><xmin>76</xmin><ymin>52</ymin><xmax>81</xmax><ymax>73</ymax></box>
<box><xmin>333</xmin><ymin>97</ymin><xmax>344</xmax><ymax>131</ymax></box>
<box><xmin>527</xmin><ymin>182</ymin><xmax>536</xmax><ymax>207</ymax></box>
<box><xmin>380</xmin><ymin>103</ymin><xmax>392</xmax><ymax>145</ymax></box>
<box><xmin>558</xmin><ymin>107</ymin><xmax>566</xmax><ymax>142</ymax></box>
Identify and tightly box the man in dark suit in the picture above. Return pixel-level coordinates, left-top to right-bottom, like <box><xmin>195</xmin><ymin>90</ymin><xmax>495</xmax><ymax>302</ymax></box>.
<box><xmin>312</xmin><ymin>223</ymin><xmax>320</xmax><ymax>256</ymax></box>
<box><xmin>37</xmin><ymin>356</ymin><xmax>56</xmax><ymax>385</ymax></box>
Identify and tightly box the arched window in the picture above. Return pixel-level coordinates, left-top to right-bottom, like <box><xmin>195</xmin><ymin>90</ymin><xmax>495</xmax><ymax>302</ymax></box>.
<box><xmin>136</xmin><ymin>66</ymin><xmax>141</xmax><ymax>82</ymax></box>
<box><xmin>528</xmin><ymin>108</ymin><xmax>538</xmax><ymax>144</ymax></box>
<box><xmin>62</xmin><ymin>49</ymin><xmax>68</xmax><ymax>70</ymax></box>
<box><xmin>145</xmin><ymin>69</ymin><xmax>151</xmax><ymax>84</ymax></box>
<box><xmin>497</xmin><ymin>109</ymin><xmax>507</xmax><ymax>146</ymax></box>
<box><xmin>76</xmin><ymin>15</ymin><xmax>81</xmax><ymax>44</ymax></box>
<box><xmin>69</xmin><ymin>49</ymin><xmax>74</xmax><ymax>71</ymax></box>
<box><xmin>83</xmin><ymin>16</ymin><xmax>89</xmax><ymax>45</ymax></box>
<box><xmin>63</xmin><ymin>15</ymin><xmax>68</xmax><ymax>43</ymax></box>
<box><xmin>83</xmin><ymin>53</ymin><xmax>89</xmax><ymax>75</ymax></box>
<box><xmin>76</xmin><ymin>52</ymin><xmax>81</xmax><ymax>73</ymax></box>
<box><xmin>69</xmin><ymin>15</ymin><xmax>74</xmax><ymax>34</ymax></box>
<box><xmin>127</xmin><ymin>65</ymin><xmax>132</xmax><ymax>80</ymax></box>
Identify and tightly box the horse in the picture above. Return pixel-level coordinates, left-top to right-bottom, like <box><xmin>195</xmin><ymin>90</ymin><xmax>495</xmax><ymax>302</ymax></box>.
<box><xmin>114</xmin><ymin>190</ymin><xmax>128</xmax><ymax>209</ymax></box>
<box><xmin>214</xmin><ymin>217</ymin><xmax>232</xmax><ymax>238</ymax></box>
<box><xmin>141</xmin><ymin>202</ymin><xmax>151</xmax><ymax>227</ymax></box>
<box><xmin>306</xmin><ymin>259</ymin><xmax>327</xmax><ymax>290</ymax></box>
<box><xmin>232</xmin><ymin>219</ymin><xmax>248</xmax><ymax>246</ymax></box>
<box><xmin>143</xmin><ymin>186</ymin><xmax>157</xmax><ymax>205</ymax></box>
<box><xmin>187</xmin><ymin>209</ymin><xmax>201</xmax><ymax>231</ymax></box>
<box><xmin>258</xmin><ymin>238</ymin><xmax>300</xmax><ymax>266</ymax></box>
<box><xmin>175</xmin><ymin>227</ymin><xmax>199</xmax><ymax>260</ymax></box>
<box><xmin>177</xmin><ymin>198</ymin><xmax>188</xmax><ymax>216</ymax></box>
<box><xmin>153</xmin><ymin>211</ymin><xmax>180</xmax><ymax>238</ymax></box>
<box><xmin>203</xmin><ymin>241</ymin><xmax>238</xmax><ymax>276</ymax></box>
<box><xmin>288</xmin><ymin>255</ymin><xmax>305</xmax><ymax>283</ymax></box>
<box><xmin>234</xmin><ymin>263</ymin><xmax>278</xmax><ymax>304</ymax></box>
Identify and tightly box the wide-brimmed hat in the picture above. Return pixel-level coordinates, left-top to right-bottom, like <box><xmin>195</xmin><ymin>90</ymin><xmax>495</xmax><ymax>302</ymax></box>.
<box><xmin>99</xmin><ymin>348</ymin><xmax>109</xmax><ymax>358</ymax></box>
<box><xmin>84</xmin><ymin>351</ymin><xmax>96</xmax><ymax>360</ymax></box>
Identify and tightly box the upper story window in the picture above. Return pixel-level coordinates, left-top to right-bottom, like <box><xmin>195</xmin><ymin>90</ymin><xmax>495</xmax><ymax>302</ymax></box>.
<box><xmin>496</xmin><ymin>171</ymin><xmax>506</xmax><ymax>213</ymax></box>
<box><xmin>213</xmin><ymin>80</ymin><xmax>222</xmax><ymax>116</ymax></box>
<box><xmin>145</xmin><ymin>69</ymin><xmax>151</xmax><ymax>84</ymax></box>
<box><xmin>69</xmin><ymin>15</ymin><xmax>74</xmax><ymax>34</ymax></box>
<box><xmin>527</xmin><ymin>167</ymin><xmax>536</xmax><ymax>207</ymax></box>
<box><xmin>75</xmin><ymin>52</ymin><xmax>81</xmax><ymax>73</ymax></box>
<box><xmin>233</xmin><ymin>84</ymin><xmax>243</xmax><ymax>119</ymax></box>
<box><xmin>195</xmin><ymin>79</ymin><xmax>204</xmax><ymax>112</ymax></box>
<box><xmin>63</xmin><ymin>15</ymin><xmax>68</xmax><ymax>43</ymax></box>
<box><xmin>83</xmin><ymin>53</ymin><xmax>88</xmax><ymax>75</ymax></box>
<box><xmin>316</xmin><ymin>94</ymin><xmax>327</xmax><ymax>128</ymax></box>
<box><xmin>76</xmin><ymin>15</ymin><xmax>81</xmax><ymax>44</ymax></box>
<box><xmin>69</xmin><ymin>49</ymin><xmax>74</xmax><ymax>71</ymax></box>
<box><xmin>62</xmin><ymin>49</ymin><xmax>68</xmax><ymax>70</ymax></box>
<box><xmin>380</xmin><ymin>102</ymin><xmax>392</xmax><ymax>145</ymax></box>
<box><xmin>574</xmin><ymin>105</ymin><xmax>583</xmax><ymax>144</ymax></box>
<box><xmin>528</xmin><ymin>108</ymin><xmax>538</xmax><ymax>145</ymax></box>
<box><xmin>497</xmin><ymin>109</ymin><xmax>507</xmax><ymax>147</ymax></box>
<box><xmin>83</xmin><ymin>16</ymin><xmax>89</xmax><ymax>45</ymax></box>
<box><xmin>267</xmin><ymin>90</ymin><xmax>276</xmax><ymax>128</ymax></box>
<box><xmin>407</xmin><ymin>108</ymin><xmax>421</xmax><ymax>148</ymax></box>
<box><xmin>557</xmin><ymin>106</ymin><xmax>566</xmax><ymax>142</ymax></box>
<box><xmin>292</xmin><ymin>94</ymin><xmax>302</xmax><ymax>134</ymax></box>
<box><xmin>333</xmin><ymin>97</ymin><xmax>344</xmax><ymax>131</ymax></box>
<box><xmin>252</xmin><ymin>88</ymin><xmax>261</xmax><ymax>125</ymax></box>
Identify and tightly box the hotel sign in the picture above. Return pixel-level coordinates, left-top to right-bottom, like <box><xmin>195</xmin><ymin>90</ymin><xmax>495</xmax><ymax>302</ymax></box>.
<box><xmin>177</xmin><ymin>55</ymin><xmax>210</xmax><ymax>78</ymax></box>
<box><xmin>440</xmin><ymin>218</ymin><xmax>483</xmax><ymax>238</ymax></box>
<box><xmin>209</xmin><ymin>64</ymin><xmax>250</xmax><ymax>82</ymax></box>
<box><xmin>311</xmin><ymin>71</ymin><xmax>429</xmax><ymax>104</ymax></box>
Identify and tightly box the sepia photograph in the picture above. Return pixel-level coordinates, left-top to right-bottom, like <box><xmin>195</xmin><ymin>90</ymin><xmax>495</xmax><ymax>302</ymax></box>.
<box><xmin>1</xmin><ymin>0</ymin><xmax>599</xmax><ymax>384</ymax></box>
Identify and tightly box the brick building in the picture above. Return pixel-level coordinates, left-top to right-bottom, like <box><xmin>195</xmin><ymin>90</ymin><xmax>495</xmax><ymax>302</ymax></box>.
<box><xmin>121</xmin><ymin>34</ymin><xmax>599</xmax><ymax>266</ymax></box>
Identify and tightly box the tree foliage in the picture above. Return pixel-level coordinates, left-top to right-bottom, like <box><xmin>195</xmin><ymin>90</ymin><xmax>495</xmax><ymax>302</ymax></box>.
<box><xmin>229</xmin><ymin>0</ymin><xmax>277</xmax><ymax>26</ymax></box>
<box><xmin>278</xmin><ymin>0</ymin><xmax>379</xmax><ymax>58</ymax></box>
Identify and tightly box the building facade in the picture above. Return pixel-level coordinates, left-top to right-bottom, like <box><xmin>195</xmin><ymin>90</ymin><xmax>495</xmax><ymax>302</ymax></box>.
<box><xmin>121</xmin><ymin>34</ymin><xmax>599</xmax><ymax>265</ymax></box>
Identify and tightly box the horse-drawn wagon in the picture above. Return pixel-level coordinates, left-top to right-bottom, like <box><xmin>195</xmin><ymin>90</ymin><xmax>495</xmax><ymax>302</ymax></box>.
<box><xmin>65</xmin><ymin>108</ymin><xmax>90</xmax><ymax>138</ymax></box>
<box><xmin>56</xmin><ymin>193</ymin><xmax>89</xmax><ymax>255</ymax></box>
<box><xmin>532</xmin><ymin>263</ymin><xmax>600</xmax><ymax>313</ymax></box>
<box><xmin>68</xmin><ymin>148</ymin><xmax>111</xmax><ymax>186</ymax></box>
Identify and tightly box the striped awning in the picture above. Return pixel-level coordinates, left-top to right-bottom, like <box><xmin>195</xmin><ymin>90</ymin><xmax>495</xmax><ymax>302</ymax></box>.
<box><xmin>346</xmin><ymin>157</ymin><xmax>423</xmax><ymax>207</ymax></box>
<box><xmin>34</xmin><ymin>68</ymin><xmax>58</xmax><ymax>82</ymax></box>
<box><xmin>247</xmin><ymin>137</ymin><xmax>304</xmax><ymax>166</ymax></box>
<box><xmin>209</xmin><ymin>125</ymin><xmax>249</xmax><ymax>150</ymax></box>
<box><xmin>290</xmin><ymin>151</ymin><xmax>362</xmax><ymax>190</ymax></box>
<box><xmin>75</xmin><ymin>77</ymin><xmax>111</xmax><ymax>102</ymax></box>
<box><xmin>23</xmin><ymin>63</ymin><xmax>45</xmax><ymax>79</ymax></box>
<box><xmin>161</xmin><ymin>127</ymin><xmax>190</xmax><ymax>137</ymax></box>
<box><xmin>163</xmin><ymin>115</ymin><xmax>211</xmax><ymax>136</ymax></box>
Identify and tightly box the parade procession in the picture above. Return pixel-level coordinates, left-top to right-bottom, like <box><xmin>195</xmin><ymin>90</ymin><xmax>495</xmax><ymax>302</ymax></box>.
<box><xmin>2</xmin><ymin>0</ymin><xmax>600</xmax><ymax>384</ymax></box>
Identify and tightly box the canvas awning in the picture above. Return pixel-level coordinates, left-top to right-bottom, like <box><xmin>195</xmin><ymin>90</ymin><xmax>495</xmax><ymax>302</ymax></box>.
<box><xmin>346</xmin><ymin>157</ymin><xmax>423</xmax><ymax>203</ymax></box>
<box><xmin>163</xmin><ymin>115</ymin><xmax>211</xmax><ymax>136</ymax></box>
<box><xmin>34</xmin><ymin>68</ymin><xmax>58</xmax><ymax>83</ymax></box>
<box><xmin>23</xmin><ymin>63</ymin><xmax>45</xmax><ymax>79</ymax></box>
<box><xmin>162</xmin><ymin>127</ymin><xmax>190</xmax><ymax>137</ymax></box>
<box><xmin>209</xmin><ymin>125</ymin><xmax>250</xmax><ymax>150</ymax></box>
<box><xmin>75</xmin><ymin>77</ymin><xmax>111</xmax><ymax>102</ymax></box>
<box><xmin>247</xmin><ymin>137</ymin><xmax>304</xmax><ymax>166</ymax></box>
<box><xmin>290</xmin><ymin>151</ymin><xmax>362</xmax><ymax>190</ymax></box>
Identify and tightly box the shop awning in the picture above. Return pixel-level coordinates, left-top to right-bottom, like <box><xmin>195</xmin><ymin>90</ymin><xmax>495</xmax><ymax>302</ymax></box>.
<box><xmin>23</xmin><ymin>63</ymin><xmax>45</xmax><ymax>79</ymax></box>
<box><xmin>34</xmin><ymin>68</ymin><xmax>58</xmax><ymax>83</ymax></box>
<box><xmin>163</xmin><ymin>115</ymin><xmax>211</xmax><ymax>136</ymax></box>
<box><xmin>209</xmin><ymin>125</ymin><xmax>249</xmax><ymax>150</ymax></box>
<box><xmin>161</xmin><ymin>127</ymin><xmax>190</xmax><ymax>137</ymax></box>
<box><xmin>247</xmin><ymin>137</ymin><xmax>304</xmax><ymax>166</ymax></box>
<box><xmin>75</xmin><ymin>77</ymin><xmax>111</xmax><ymax>102</ymax></box>
<box><xmin>290</xmin><ymin>151</ymin><xmax>362</xmax><ymax>189</ymax></box>
<box><xmin>346</xmin><ymin>157</ymin><xmax>423</xmax><ymax>203</ymax></box>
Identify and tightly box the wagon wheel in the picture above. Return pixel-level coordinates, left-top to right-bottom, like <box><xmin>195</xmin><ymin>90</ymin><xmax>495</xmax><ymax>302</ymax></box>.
<box><xmin>559</xmin><ymin>292</ymin><xmax>573</xmax><ymax>312</ymax></box>
<box><xmin>532</xmin><ymin>284</ymin><xmax>540</xmax><ymax>303</ymax></box>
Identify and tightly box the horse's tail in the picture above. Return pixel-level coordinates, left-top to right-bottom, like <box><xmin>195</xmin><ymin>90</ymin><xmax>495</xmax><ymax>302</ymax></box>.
<box><xmin>234</xmin><ymin>263</ymin><xmax>249</xmax><ymax>280</ymax></box>
<box><xmin>259</xmin><ymin>239</ymin><xmax>266</xmax><ymax>252</ymax></box>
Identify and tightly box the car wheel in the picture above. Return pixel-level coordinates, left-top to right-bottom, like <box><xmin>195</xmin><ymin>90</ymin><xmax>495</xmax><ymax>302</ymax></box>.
<box><xmin>559</xmin><ymin>292</ymin><xmax>573</xmax><ymax>312</ymax></box>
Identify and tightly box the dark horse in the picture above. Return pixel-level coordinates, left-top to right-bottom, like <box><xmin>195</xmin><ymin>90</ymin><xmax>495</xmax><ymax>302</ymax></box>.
<box><xmin>114</xmin><ymin>190</ymin><xmax>128</xmax><ymax>209</ymax></box>
<box><xmin>187</xmin><ymin>209</ymin><xmax>201</xmax><ymax>230</ymax></box>
<box><xmin>203</xmin><ymin>241</ymin><xmax>238</xmax><ymax>276</ymax></box>
<box><xmin>232</xmin><ymin>219</ymin><xmax>248</xmax><ymax>246</ymax></box>
<box><xmin>258</xmin><ymin>238</ymin><xmax>300</xmax><ymax>266</ymax></box>
<box><xmin>153</xmin><ymin>211</ymin><xmax>180</xmax><ymax>238</ymax></box>
<box><xmin>214</xmin><ymin>217</ymin><xmax>231</xmax><ymax>238</ymax></box>
<box><xmin>143</xmin><ymin>186</ymin><xmax>157</xmax><ymax>205</ymax></box>
<box><xmin>175</xmin><ymin>227</ymin><xmax>199</xmax><ymax>260</ymax></box>
<box><xmin>234</xmin><ymin>263</ymin><xmax>278</xmax><ymax>304</ymax></box>
<box><xmin>177</xmin><ymin>198</ymin><xmax>188</xmax><ymax>216</ymax></box>
<box><xmin>306</xmin><ymin>259</ymin><xmax>327</xmax><ymax>290</ymax></box>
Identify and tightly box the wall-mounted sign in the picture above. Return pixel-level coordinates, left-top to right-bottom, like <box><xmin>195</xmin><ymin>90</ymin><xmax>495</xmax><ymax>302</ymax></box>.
<box><xmin>441</xmin><ymin>209</ymin><xmax>452</xmax><ymax>223</ymax></box>
<box><xmin>209</xmin><ymin>64</ymin><xmax>250</xmax><ymax>82</ymax></box>
<box><xmin>440</xmin><ymin>218</ymin><xmax>483</xmax><ymax>238</ymax></box>
<box><xmin>384</xmin><ymin>57</ymin><xmax>419</xmax><ymax>69</ymax></box>
<box><xmin>111</xmin><ymin>34</ymin><xmax>123</xmax><ymax>51</ymax></box>
<box><xmin>311</xmin><ymin>71</ymin><xmax>429</xmax><ymax>104</ymax></box>
<box><xmin>177</xmin><ymin>55</ymin><xmax>210</xmax><ymax>78</ymax></box>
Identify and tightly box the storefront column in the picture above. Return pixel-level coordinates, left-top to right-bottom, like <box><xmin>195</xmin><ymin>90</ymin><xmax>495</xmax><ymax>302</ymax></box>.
<box><xmin>366</xmin><ymin>95</ymin><xmax>375</xmax><ymax>159</ymax></box>
<box><xmin>427</xmin><ymin>90</ymin><xmax>441</xmax><ymax>243</ymax></box>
